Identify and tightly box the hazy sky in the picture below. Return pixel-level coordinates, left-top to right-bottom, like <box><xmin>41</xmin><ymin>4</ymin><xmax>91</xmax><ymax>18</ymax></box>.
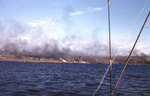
<box><xmin>0</xmin><ymin>0</ymin><xmax>150</xmax><ymax>56</ymax></box>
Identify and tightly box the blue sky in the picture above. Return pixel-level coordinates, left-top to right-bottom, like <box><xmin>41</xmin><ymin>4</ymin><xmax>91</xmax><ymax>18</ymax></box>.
<box><xmin>0</xmin><ymin>0</ymin><xmax>150</xmax><ymax>56</ymax></box>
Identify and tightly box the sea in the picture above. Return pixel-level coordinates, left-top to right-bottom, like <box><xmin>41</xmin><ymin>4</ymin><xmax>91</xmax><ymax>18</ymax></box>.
<box><xmin>0</xmin><ymin>62</ymin><xmax>149</xmax><ymax>96</ymax></box>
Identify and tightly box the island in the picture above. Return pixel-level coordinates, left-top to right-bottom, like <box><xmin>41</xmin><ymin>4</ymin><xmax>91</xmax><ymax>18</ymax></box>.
<box><xmin>0</xmin><ymin>54</ymin><xmax>150</xmax><ymax>65</ymax></box>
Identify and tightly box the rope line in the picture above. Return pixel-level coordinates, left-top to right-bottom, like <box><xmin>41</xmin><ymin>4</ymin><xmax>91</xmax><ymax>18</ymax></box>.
<box><xmin>92</xmin><ymin>1</ymin><xmax>112</xmax><ymax>95</ymax></box>
<box><xmin>111</xmin><ymin>11</ymin><xmax>150</xmax><ymax>96</ymax></box>
<box><xmin>92</xmin><ymin>65</ymin><xmax>110</xmax><ymax>96</ymax></box>
<box><xmin>111</xmin><ymin>0</ymin><xmax>149</xmax><ymax>64</ymax></box>
<box><xmin>92</xmin><ymin>1</ymin><xmax>149</xmax><ymax>96</ymax></box>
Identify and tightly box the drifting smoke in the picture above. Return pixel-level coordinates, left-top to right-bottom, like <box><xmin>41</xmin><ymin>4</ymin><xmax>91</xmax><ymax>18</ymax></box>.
<box><xmin>0</xmin><ymin>19</ymin><xmax>105</xmax><ymax>58</ymax></box>
<box><xmin>132</xmin><ymin>49</ymin><xmax>147</xmax><ymax>56</ymax></box>
<box><xmin>0</xmin><ymin>18</ymin><xmax>148</xmax><ymax>58</ymax></box>
<box><xmin>0</xmin><ymin>20</ymin><xmax>71</xmax><ymax>59</ymax></box>
<box><xmin>0</xmin><ymin>7</ymin><xmax>149</xmax><ymax>58</ymax></box>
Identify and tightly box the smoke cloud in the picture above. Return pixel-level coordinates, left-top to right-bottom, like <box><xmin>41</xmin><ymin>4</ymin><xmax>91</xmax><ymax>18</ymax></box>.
<box><xmin>0</xmin><ymin>7</ymin><xmax>149</xmax><ymax>58</ymax></box>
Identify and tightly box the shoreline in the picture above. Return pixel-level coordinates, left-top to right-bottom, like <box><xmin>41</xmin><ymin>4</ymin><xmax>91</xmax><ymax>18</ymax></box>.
<box><xmin>0</xmin><ymin>54</ymin><xmax>150</xmax><ymax>65</ymax></box>
<box><xmin>0</xmin><ymin>60</ymin><xmax>149</xmax><ymax>65</ymax></box>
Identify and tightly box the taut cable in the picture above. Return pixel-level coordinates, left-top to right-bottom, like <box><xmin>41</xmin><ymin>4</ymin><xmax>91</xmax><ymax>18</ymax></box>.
<box><xmin>111</xmin><ymin>11</ymin><xmax>150</xmax><ymax>96</ymax></box>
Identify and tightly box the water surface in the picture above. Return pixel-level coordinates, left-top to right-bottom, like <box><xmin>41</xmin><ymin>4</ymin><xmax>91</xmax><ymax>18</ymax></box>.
<box><xmin>0</xmin><ymin>62</ymin><xmax>149</xmax><ymax>96</ymax></box>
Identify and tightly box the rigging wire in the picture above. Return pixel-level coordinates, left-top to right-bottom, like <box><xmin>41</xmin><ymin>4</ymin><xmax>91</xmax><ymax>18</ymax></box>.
<box><xmin>92</xmin><ymin>1</ymin><xmax>149</xmax><ymax>96</ymax></box>
<box><xmin>92</xmin><ymin>0</ymin><xmax>112</xmax><ymax>96</ymax></box>
<box><xmin>111</xmin><ymin>11</ymin><xmax>150</xmax><ymax>96</ymax></box>
<box><xmin>92</xmin><ymin>0</ymin><xmax>112</xmax><ymax>95</ymax></box>
<box><xmin>92</xmin><ymin>65</ymin><xmax>110</xmax><ymax>96</ymax></box>
<box><xmin>111</xmin><ymin>0</ymin><xmax>149</xmax><ymax>64</ymax></box>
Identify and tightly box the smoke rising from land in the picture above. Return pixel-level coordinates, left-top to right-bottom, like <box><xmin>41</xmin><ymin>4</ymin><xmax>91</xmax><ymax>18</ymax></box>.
<box><xmin>0</xmin><ymin>18</ymin><xmax>148</xmax><ymax>58</ymax></box>
<box><xmin>0</xmin><ymin>6</ymin><xmax>149</xmax><ymax>58</ymax></box>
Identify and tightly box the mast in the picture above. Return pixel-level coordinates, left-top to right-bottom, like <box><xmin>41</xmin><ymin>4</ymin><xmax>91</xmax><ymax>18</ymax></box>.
<box><xmin>107</xmin><ymin>0</ymin><xmax>112</xmax><ymax>96</ymax></box>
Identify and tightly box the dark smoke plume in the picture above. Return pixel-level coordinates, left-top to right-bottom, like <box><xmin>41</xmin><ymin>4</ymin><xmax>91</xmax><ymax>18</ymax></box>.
<box><xmin>0</xmin><ymin>15</ymin><xmax>148</xmax><ymax>59</ymax></box>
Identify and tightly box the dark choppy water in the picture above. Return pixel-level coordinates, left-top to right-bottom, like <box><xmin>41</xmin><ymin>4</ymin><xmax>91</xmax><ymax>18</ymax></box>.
<box><xmin>0</xmin><ymin>62</ymin><xmax>150</xmax><ymax>96</ymax></box>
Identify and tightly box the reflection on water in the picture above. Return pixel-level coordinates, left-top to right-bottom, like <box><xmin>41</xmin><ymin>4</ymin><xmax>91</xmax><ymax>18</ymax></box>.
<box><xmin>0</xmin><ymin>62</ymin><xmax>149</xmax><ymax>96</ymax></box>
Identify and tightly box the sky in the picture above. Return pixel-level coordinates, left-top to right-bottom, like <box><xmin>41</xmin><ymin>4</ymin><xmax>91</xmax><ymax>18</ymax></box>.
<box><xmin>0</xmin><ymin>0</ymin><xmax>150</xmax><ymax>56</ymax></box>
